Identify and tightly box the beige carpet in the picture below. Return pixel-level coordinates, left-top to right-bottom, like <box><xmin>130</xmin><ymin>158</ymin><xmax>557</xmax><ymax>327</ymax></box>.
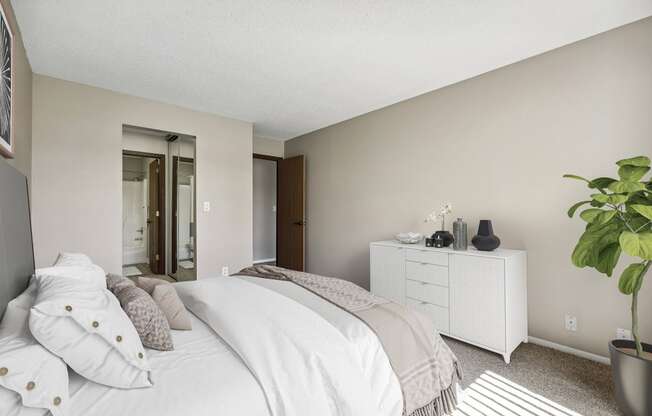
<box><xmin>446</xmin><ymin>336</ymin><xmax>620</xmax><ymax>416</ymax></box>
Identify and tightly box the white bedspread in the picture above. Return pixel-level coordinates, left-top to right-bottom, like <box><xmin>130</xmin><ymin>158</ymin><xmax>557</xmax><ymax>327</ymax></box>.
<box><xmin>176</xmin><ymin>276</ymin><xmax>399</xmax><ymax>416</ymax></box>
<box><xmin>6</xmin><ymin>314</ymin><xmax>269</xmax><ymax>416</ymax></box>
<box><xmin>7</xmin><ymin>276</ymin><xmax>402</xmax><ymax>416</ymax></box>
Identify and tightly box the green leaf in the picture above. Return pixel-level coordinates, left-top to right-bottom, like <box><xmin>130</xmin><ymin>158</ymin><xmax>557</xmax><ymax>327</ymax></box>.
<box><xmin>572</xmin><ymin>220</ymin><xmax>625</xmax><ymax>269</ymax></box>
<box><xmin>618</xmin><ymin>263</ymin><xmax>646</xmax><ymax>295</ymax></box>
<box><xmin>631</xmin><ymin>204</ymin><xmax>652</xmax><ymax>221</ymax></box>
<box><xmin>579</xmin><ymin>209</ymin><xmax>616</xmax><ymax>224</ymax></box>
<box><xmin>579</xmin><ymin>209</ymin><xmax>603</xmax><ymax>222</ymax></box>
<box><xmin>618</xmin><ymin>165</ymin><xmax>650</xmax><ymax>181</ymax></box>
<box><xmin>608</xmin><ymin>181</ymin><xmax>646</xmax><ymax>194</ymax></box>
<box><xmin>616</xmin><ymin>156</ymin><xmax>651</xmax><ymax>168</ymax></box>
<box><xmin>596</xmin><ymin>244</ymin><xmax>621</xmax><ymax>277</ymax></box>
<box><xmin>563</xmin><ymin>174</ymin><xmax>590</xmax><ymax>183</ymax></box>
<box><xmin>567</xmin><ymin>201</ymin><xmax>592</xmax><ymax>218</ymax></box>
<box><xmin>619</xmin><ymin>231</ymin><xmax>652</xmax><ymax>260</ymax></box>
<box><xmin>591</xmin><ymin>193</ymin><xmax>628</xmax><ymax>205</ymax></box>
<box><xmin>589</xmin><ymin>177</ymin><xmax>617</xmax><ymax>190</ymax></box>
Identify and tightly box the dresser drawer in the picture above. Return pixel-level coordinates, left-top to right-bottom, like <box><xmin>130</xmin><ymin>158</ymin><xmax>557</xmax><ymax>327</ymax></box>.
<box><xmin>406</xmin><ymin>280</ymin><xmax>449</xmax><ymax>307</ymax></box>
<box><xmin>405</xmin><ymin>249</ymin><xmax>448</xmax><ymax>266</ymax></box>
<box><xmin>407</xmin><ymin>298</ymin><xmax>450</xmax><ymax>334</ymax></box>
<box><xmin>405</xmin><ymin>261</ymin><xmax>448</xmax><ymax>287</ymax></box>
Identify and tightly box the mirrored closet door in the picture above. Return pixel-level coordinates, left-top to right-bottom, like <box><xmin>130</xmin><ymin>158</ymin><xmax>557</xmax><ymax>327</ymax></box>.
<box><xmin>121</xmin><ymin>125</ymin><xmax>196</xmax><ymax>281</ymax></box>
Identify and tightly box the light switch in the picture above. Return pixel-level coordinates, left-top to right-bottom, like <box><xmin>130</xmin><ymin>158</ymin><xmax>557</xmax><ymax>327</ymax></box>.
<box><xmin>272</xmin><ymin>205</ymin><xmax>277</xmax><ymax>212</ymax></box>
<box><xmin>203</xmin><ymin>201</ymin><xmax>210</xmax><ymax>212</ymax></box>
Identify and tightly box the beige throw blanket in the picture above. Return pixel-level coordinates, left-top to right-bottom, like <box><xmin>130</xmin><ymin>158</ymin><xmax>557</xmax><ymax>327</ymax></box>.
<box><xmin>238</xmin><ymin>265</ymin><xmax>461</xmax><ymax>416</ymax></box>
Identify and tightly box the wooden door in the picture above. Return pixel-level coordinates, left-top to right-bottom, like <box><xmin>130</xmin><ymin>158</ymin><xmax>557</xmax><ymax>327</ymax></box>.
<box><xmin>277</xmin><ymin>155</ymin><xmax>305</xmax><ymax>271</ymax></box>
<box><xmin>370</xmin><ymin>245</ymin><xmax>406</xmax><ymax>304</ymax></box>
<box><xmin>449</xmin><ymin>255</ymin><xmax>505</xmax><ymax>352</ymax></box>
<box><xmin>148</xmin><ymin>159</ymin><xmax>165</xmax><ymax>274</ymax></box>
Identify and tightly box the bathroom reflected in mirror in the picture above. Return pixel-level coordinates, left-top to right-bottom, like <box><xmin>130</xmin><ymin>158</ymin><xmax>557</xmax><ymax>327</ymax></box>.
<box><xmin>170</xmin><ymin>135</ymin><xmax>196</xmax><ymax>281</ymax></box>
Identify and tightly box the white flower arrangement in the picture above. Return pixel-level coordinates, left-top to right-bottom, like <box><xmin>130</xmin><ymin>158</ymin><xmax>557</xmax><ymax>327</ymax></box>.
<box><xmin>425</xmin><ymin>202</ymin><xmax>453</xmax><ymax>230</ymax></box>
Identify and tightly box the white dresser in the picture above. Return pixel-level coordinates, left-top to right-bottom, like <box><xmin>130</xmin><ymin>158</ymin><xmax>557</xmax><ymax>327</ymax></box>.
<box><xmin>370</xmin><ymin>240</ymin><xmax>527</xmax><ymax>363</ymax></box>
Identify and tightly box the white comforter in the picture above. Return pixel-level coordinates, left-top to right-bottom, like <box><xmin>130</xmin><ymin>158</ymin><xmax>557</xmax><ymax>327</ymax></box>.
<box><xmin>175</xmin><ymin>276</ymin><xmax>402</xmax><ymax>416</ymax></box>
<box><xmin>7</xmin><ymin>276</ymin><xmax>402</xmax><ymax>416</ymax></box>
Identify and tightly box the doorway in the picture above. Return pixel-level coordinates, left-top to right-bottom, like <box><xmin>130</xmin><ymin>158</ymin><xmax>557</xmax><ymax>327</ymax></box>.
<box><xmin>122</xmin><ymin>151</ymin><xmax>165</xmax><ymax>276</ymax></box>
<box><xmin>253</xmin><ymin>153</ymin><xmax>305</xmax><ymax>271</ymax></box>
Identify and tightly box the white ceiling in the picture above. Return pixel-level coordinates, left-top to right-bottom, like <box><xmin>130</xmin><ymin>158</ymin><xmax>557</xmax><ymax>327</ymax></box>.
<box><xmin>12</xmin><ymin>1</ymin><xmax>652</xmax><ymax>140</ymax></box>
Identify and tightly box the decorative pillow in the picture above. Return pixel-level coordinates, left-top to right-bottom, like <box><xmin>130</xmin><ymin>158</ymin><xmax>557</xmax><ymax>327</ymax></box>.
<box><xmin>106</xmin><ymin>274</ymin><xmax>173</xmax><ymax>351</ymax></box>
<box><xmin>35</xmin><ymin>264</ymin><xmax>107</xmax><ymax>289</ymax></box>
<box><xmin>0</xmin><ymin>285</ymin><xmax>70</xmax><ymax>416</ymax></box>
<box><xmin>137</xmin><ymin>277</ymin><xmax>192</xmax><ymax>330</ymax></box>
<box><xmin>0</xmin><ymin>337</ymin><xmax>70</xmax><ymax>416</ymax></box>
<box><xmin>53</xmin><ymin>252</ymin><xmax>93</xmax><ymax>268</ymax></box>
<box><xmin>29</xmin><ymin>274</ymin><xmax>152</xmax><ymax>389</ymax></box>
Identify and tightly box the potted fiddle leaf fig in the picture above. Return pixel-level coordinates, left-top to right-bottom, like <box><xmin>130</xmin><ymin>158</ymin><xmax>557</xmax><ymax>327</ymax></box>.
<box><xmin>564</xmin><ymin>155</ymin><xmax>652</xmax><ymax>416</ymax></box>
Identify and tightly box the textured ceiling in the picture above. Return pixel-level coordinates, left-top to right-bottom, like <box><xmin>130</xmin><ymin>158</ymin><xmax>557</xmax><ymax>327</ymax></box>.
<box><xmin>12</xmin><ymin>1</ymin><xmax>652</xmax><ymax>139</ymax></box>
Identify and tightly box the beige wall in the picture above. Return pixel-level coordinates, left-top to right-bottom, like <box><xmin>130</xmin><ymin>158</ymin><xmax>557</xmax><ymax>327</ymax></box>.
<box><xmin>1</xmin><ymin>0</ymin><xmax>32</xmax><ymax>179</ymax></box>
<box><xmin>253</xmin><ymin>135</ymin><xmax>284</xmax><ymax>158</ymax></box>
<box><xmin>32</xmin><ymin>75</ymin><xmax>253</xmax><ymax>278</ymax></box>
<box><xmin>286</xmin><ymin>17</ymin><xmax>652</xmax><ymax>357</ymax></box>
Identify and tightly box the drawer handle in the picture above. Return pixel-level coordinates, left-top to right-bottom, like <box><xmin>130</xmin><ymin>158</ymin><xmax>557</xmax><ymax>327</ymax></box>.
<box><xmin>420</xmin><ymin>301</ymin><xmax>428</xmax><ymax>305</ymax></box>
<box><xmin>421</xmin><ymin>281</ymin><xmax>428</xmax><ymax>285</ymax></box>
<box><xmin>420</xmin><ymin>262</ymin><xmax>428</xmax><ymax>266</ymax></box>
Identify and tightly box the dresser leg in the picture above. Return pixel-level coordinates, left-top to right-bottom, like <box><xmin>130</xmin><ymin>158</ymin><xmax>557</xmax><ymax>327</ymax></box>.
<box><xmin>503</xmin><ymin>353</ymin><xmax>511</xmax><ymax>364</ymax></box>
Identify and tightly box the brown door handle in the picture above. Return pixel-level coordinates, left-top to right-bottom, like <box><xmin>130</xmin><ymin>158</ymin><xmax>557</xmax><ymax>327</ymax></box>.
<box><xmin>293</xmin><ymin>220</ymin><xmax>307</xmax><ymax>226</ymax></box>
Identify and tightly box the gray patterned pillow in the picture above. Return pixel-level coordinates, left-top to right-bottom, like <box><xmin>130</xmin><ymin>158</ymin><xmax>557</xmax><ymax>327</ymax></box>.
<box><xmin>106</xmin><ymin>274</ymin><xmax>173</xmax><ymax>351</ymax></box>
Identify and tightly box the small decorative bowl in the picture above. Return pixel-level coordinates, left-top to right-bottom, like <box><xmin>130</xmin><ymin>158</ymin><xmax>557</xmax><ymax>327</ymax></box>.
<box><xmin>395</xmin><ymin>232</ymin><xmax>423</xmax><ymax>244</ymax></box>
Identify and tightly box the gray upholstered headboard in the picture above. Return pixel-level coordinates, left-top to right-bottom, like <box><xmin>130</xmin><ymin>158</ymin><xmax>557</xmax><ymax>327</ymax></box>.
<box><xmin>0</xmin><ymin>158</ymin><xmax>35</xmax><ymax>318</ymax></box>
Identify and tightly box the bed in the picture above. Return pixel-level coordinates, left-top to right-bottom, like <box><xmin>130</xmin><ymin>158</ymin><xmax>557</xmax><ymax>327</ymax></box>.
<box><xmin>0</xmin><ymin>158</ymin><xmax>459</xmax><ymax>416</ymax></box>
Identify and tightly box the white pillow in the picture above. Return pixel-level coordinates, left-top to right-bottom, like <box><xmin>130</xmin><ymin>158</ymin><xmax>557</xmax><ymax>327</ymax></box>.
<box><xmin>53</xmin><ymin>252</ymin><xmax>93</xmax><ymax>268</ymax></box>
<box><xmin>29</xmin><ymin>275</ymin><xmax>152</xmax><ymax>389</ymax></box>
<box><xmin>0</xmin><ymin>285</ymin><xmax>70</xmax><ymax>416</ymax></box>
<box><xmin>0</xmin><ymin>337</ymin><xmax>70</xmax><ymax>416</ymax></box>
<box><xmin>35</xmin><ymin>264</ymin><xmax>106</xmax><ymax>289</ymax></box>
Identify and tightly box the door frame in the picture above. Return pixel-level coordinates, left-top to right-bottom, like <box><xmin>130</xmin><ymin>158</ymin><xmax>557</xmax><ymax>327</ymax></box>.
<box><xmin>171</xmin><ymin>156</ymin><xmax>195</xmax><ymax>274</ymax></box>
<box><xmin>122</xmin><ymin>150</ymin><xmax>166</xmax><ymax>273</ymax></box>
<box><xmin>253</xmin><ymin>153</ymin><xmax>282</xmax><ymax>264</ymax></box>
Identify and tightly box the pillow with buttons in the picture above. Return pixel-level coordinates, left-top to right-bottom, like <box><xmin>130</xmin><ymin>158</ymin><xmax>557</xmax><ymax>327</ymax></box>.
<box><xmin>0</xmin><ymin>337</ymin><xmax>70</xmax><ymax>416</ymax></box>
<box><xmin>53</xmin><ymin>252</ymin><xmax>94</xmax><ymax>268</ymax></box>
<box><xmin>35</xmin><ymin>264</ymin><xmax>107</xmax><ymax>289</ymax></box>
<box><xmin>0</xmin><ymin>285</ymin><xmax>70</xmax><ymax>416</ymax></box>
<box><xmin>29</xmin><ymin>274</ymin><xmax>152</xmax><ymax>389</ymax></box>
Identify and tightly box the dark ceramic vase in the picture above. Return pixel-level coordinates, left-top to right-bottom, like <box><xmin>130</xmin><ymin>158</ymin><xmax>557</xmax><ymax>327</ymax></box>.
<box><xmin>471</xmin><ymin>220</ymin><xmax>500</xmax><ymax>251</ymax></box>
<box><xmin>431</xmin><ymin>230</ymin><xmax>454</xmax><ymax>247</ymax></box>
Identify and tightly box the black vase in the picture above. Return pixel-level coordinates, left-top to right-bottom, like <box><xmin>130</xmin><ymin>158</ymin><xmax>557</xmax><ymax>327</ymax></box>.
<box><xmin>472</xmin><ymin>220</ymin><xmax>500</xmax><ymax>251</ymax></box>
<box><xmin>431</xmin><ymin>230</ymin><xmax>454</xmax><ymax>247</ymax></box>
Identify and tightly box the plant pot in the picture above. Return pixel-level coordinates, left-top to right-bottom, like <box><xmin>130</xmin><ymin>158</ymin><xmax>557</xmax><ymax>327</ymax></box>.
<box><xmin>609</xmin><ymin>339</ymin><xmax>652</xmax><ymax>416</ymax></box>
<box><xmin>431</xmin><ymin>230</ymin><xmax>453</xmax><ymax>247</ymax></box>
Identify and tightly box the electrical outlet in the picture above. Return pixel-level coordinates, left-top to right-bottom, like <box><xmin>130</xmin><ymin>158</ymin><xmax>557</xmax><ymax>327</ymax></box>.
<box><xmin>565</xmin><ymin>315</ymin><xmax>578</xmax><ymax>332</ymax></box>
<box><xmin>616</xmin><ymin>328</ymin><xmax>633</xmax><ymax>340</ymax></box>
<box><xmin>222</xmin><ymin>266</ymin><xmax>229</xmax><ymax>276</ymax></box>
<box><xmin>203</xmin><ymin>201</ymin><xmax>211</xmax><ymax>212</ymax></box>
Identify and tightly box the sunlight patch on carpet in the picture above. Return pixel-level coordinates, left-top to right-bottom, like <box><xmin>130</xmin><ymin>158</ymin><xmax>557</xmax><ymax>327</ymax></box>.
<box><xmin>454</xmin><ymin>371</ymin><xmax>583</xmax><ymax>416</ymax></box>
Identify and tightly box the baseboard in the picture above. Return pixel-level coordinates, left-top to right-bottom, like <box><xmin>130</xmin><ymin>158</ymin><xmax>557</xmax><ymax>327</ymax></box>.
<box><xmin>527</xmin><ymin>336</ymin><xmax>610</xmax><ymax>365</ymax></box>
<box><xmin>253</xmin><ymin>258</ymin><xmax>276</xmax><ymax>264</ymax></box>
